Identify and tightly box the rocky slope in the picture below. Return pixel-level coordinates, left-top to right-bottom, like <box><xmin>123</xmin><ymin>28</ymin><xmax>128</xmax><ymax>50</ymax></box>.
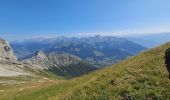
<box><xmin>0</xmin><ymin>39</ymin><xmax>17</xmax><ymax>63</ymax></box>
<box><xmin>22</xmin><ymin>51</ymin><xmax>97</xmax><ymax>78</ymax></box>
<box><xmin>0</xmin><ymin>38</ymin><xmax>97</xmax><ymax>79</ymax></box>
<box><xmin>0</xmin><ymin>39</ymin><xmax>32</xmax><ymax>77</ymax></box>
<box><xmin>22</xmin><ymin>50</ymin><xmax>82</xmax><ymax>69</ymax></box>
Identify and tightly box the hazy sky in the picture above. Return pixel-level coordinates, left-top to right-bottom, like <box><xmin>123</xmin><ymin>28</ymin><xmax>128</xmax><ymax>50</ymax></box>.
<box><xmin>0</xmin><ymin>0</ymin><xmax>170</xmax><ymax>41</ymax></box>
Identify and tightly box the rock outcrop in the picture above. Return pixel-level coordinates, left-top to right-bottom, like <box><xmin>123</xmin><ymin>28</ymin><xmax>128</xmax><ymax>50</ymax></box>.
<box><xmin>0</xmin><ymin>39</ymin><xmax>33</xmax><ymax>77</ymax></box>
<box><xmin>22</xmin><ymin>50</ymin><xmax>97</xmax><ymax>78</ymax></box>
<box><xmin>22</xmin><ymin>50</ymin><xmax>82</xmax><ymax>69</ymax></box>
<box><xmin>0</xmin><ymin>38</ymin><xmax>96</xmax><ymax>78</ymax></box>
<box><xmin>0</xmin><ymin>39</ymin><xmax>17</xmax><ymax>63</ymax></box>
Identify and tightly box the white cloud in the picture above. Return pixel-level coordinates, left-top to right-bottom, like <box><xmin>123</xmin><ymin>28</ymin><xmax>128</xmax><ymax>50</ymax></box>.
<box><xmin>1</xmin><ymin>26</ymin><xmax>170</xmax><ymax>42</ymax></box>
<box><xmin>74</xmin><ymin>28</ymin><xmax>170</xmax><ymax>37</ymax></box>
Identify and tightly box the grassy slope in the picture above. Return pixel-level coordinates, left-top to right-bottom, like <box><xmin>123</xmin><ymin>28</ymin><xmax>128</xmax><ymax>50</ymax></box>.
<box><xmin>0</xmin><ymin>65</ymin><xmax>65</xmax><ymax>100</ymax></box>
<box><xmin>48</xmin><ymin>61</ymin><xmax>98</xmax><ymax>79</ymax></box>
<box><xmin>3</xmin><ymin>42</ymin><xmax>170</xmax><ymax>100</ymax></box>
<box><xmin>0</xmin><ymin>78</ymin><xmax>64</xmax><ymax>100</ymax></box>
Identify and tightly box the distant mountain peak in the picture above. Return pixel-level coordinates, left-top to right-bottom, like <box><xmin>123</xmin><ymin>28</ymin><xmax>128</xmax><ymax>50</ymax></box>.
<box><xmin>34</xmin><ymin>50</ymin><xmax>46</xmax><ymax>60</ymax></box>
<box><xmin>94</xmin><ymin>35</ymin><xmax>102</xmax><ymax>38</ymax></box>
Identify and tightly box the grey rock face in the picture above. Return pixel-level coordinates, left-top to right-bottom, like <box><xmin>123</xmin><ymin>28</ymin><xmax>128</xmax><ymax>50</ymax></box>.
<box><xmin>0</xmin><ymin>39</ymin><xmax>17</xmax><ymax>63</ymax></box>
<box><xmin>47</xmin><ymin>52</ymin><xmax>81</xmax><ymax>66</ymax></box>
<box><xmin>22</xmin><ymin>50</ymin><xmax>81</xmax><ymax>69</ymax></box>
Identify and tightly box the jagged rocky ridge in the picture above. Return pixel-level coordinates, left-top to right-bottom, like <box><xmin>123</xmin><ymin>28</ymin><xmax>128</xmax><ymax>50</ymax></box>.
<box><xmin>0</xmin><ymin>39</ymin><xmax>17</xmax><ymax>63</ymax></box>
<box><xmin>0</xmin><ymin>39</ymin><xmax>32</xmax><ymax>77</ymax></box>
<box><xmin>0</xmin><ymin>38</ymin><xmax>97</xmax><ymax>78</ymax></box>
<box><xmin>22</xmin><ymin>50</ymin><xmax>81</xmax><ymax>69</ymax></box>
<box><xmin>22</xmin><ymin>50</ymin><xmax>97</xmax><ymax>78</ymax></box>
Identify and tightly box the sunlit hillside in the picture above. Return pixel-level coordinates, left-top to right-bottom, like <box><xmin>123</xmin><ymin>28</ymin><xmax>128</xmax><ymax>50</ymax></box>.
<box><xmin>8</xmin><ymin>42</ymin><xmax>170</xmax><ymax>100</ymax></box>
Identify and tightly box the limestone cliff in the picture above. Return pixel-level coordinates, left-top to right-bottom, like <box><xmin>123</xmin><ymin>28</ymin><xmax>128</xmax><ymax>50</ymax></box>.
<box><xmin>22</xmin><ymin>50</ymin><xmax>97</xmax><ymax>78</ymax></box>
<box><xmin>22</xmin><ymin>50</ymin><xmax>81</xmax><ymax>69</ymax></box>
<box><xmin>0</xmin><ymin>39</ymin><xmax>17</xmax><ymax>63</ymax></box>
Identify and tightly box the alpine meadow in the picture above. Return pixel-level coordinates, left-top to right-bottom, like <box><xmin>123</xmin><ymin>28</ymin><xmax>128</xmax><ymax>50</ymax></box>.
<box><xmin>0</xmin><ymin>0</ymin><xmax>170</xmax><ymax>100</ymax></box>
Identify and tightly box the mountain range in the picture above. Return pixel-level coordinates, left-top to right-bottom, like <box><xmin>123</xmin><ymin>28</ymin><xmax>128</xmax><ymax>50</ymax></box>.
<box><xmin>1</xmin><ymin>37</ymin><xmax>170</xmax><ymax>100</ymax></box>
<box><xmin>126</xmin><ymin>32</ymin><xmax>170</xmax><ymax>48</ymax></box>
<box><xmin>11</xmin><ymin>35</ymin><xmax>146</xmax><ymax>67</ymax></box>
<box><xmin>0</xmin><ymin>39</ymin><xmax>97</xmax><ymax>79</ymax></box>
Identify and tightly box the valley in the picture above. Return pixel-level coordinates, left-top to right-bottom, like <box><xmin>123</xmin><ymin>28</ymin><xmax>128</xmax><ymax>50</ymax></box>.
<box><xmin>1</xmin><ymin>0</ymin><xmax>170</xmax><ymax>99</ymax></box>
<box><xmin>0</xmin><ymin>37</ymin><xmax>170</xmax><ymax>100</ymax></box>
<box><xmin>11</xmin><ymin>36</ymin><xmax>146</xmax><ymax>67</ymax></box>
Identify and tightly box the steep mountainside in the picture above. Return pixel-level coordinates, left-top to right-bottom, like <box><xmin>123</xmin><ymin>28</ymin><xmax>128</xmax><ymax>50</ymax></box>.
<box><xmin>0</xmin><ymin>38</ymin><xmax>97</xmax><ymax>80</ymax></box>
<box><xmin>0</xmin><ymin>38</ymin><xmax>42</xmax><ymax>86</ymax></box>
<box><xmin>22</xmin><ymin>51</ymin><xmax>97</xmax><ymax>78</ymax></box>
<box><xmin>0</xmin><ymin>39</ymin><xmax>17</xmax><ymax>63</ymax></box>
<box><xmin>0</xmin><ymin>39</ymin><xmax>30</xmax><ymax>77</ymax></box>
<box><xmin>12</xmin><ymin>42</ymin><xmax>170</xmax><ymax>100</ymax></box>
<box><xmin>11</xmin><ymin>36</ymin><xmax>146</xmax><ymax>67</ymax></box>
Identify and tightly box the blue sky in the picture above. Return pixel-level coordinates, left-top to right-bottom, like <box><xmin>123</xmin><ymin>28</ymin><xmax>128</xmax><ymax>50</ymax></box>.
<box><xmin>0</xmin><ymin>0</ymin><xmax>170</xmax><ymax>41</ymax></box>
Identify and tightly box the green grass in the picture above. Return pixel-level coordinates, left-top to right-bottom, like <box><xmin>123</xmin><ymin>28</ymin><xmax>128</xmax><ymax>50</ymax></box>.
<box><xmin>0</xmin><ymin>66</ymin><xmax>64</xmax><ymax>100</ymax></box>
<box><xmin>1</xmin><ymin>42</ymin><xmax>170</xmax><ymax>100</ymax></box>
<box><xmin>0</xmin><ymin>78</ymin><xmax>63</xmax><ymax>100</ymax></box>
<box><xmin>23</xmin><ymin>65</ymin><xmax>64</xmax><ymax>79</ymax></box>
